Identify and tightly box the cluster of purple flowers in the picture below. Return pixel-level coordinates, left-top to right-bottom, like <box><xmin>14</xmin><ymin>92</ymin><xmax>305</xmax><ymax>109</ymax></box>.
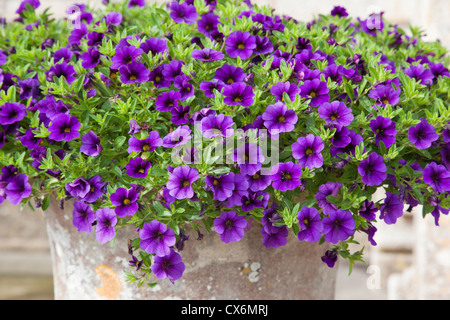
<box><xmin>1</xmin><ymin>0</ymin><xmax>450</xmax><ymax>285</ymax></box>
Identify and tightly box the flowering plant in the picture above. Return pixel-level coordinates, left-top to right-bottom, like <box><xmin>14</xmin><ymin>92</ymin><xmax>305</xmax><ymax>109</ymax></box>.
<box><xmin>1</xmin><ymin>0</ymin><xmax>449</xmax><ymax>288</ymax></box>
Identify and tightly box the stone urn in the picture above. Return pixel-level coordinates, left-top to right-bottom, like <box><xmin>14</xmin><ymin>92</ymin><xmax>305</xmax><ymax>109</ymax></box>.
<box><xmin>43</xmin><ymin>195</ymin><xmax>338</xmax><ymax>300</ymax></box>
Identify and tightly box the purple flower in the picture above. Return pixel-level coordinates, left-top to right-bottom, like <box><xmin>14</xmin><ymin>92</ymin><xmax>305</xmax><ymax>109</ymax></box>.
<box><xmin>139</xmin><ymin>220</ymin><xmax>176</xmax><ymax>257</ymax></box>
<box><xmin>405</xmin><ymin>64</ymin><xmax>434</xmax><ymax>86</ymax></box>
<box><xmin>322</xmin><ymin>250</ymin><xmax>338</xmax><ymax>268</ymax></box>
<box><xmin>423</xmin><ymin>162</ymin><xmax>450</xmax><ymax>193</ymax></box>
<box><xmin>223</xmin><ymin>82</ymin><xmax>254</xmax><ymax>107</ymax></box>
<box><xmin>126</xmin><ymin>157</ymin><xmax>151</xmax><ymax>178</ymax></box>
<box><xmin>16</xmin><ymin>0</ymin><xmax>40</xmax><ymax>14</ymax></box>
<box><xmin>174</xmin><ymin>75</ymin><xmax>194</xmax><ymax>101</ymax></box>
<box><xmin>368</xmin><ymin>84</ymin><xmax>401</xmax><ymax>106</ymax></box>
<box><xmin>5</xmin><ymin>174</ymin><xmax>31</xmax><ymax>205</ymax></box>
<box><xmin>80</xmin><ymin>131</ymin><xmax>102</xmax><ymax>157</ymax></box>
<box><xmin>128</xmin><ymin>0</ymin><xmax>145</xmax><ymax>7</ymax></box>
<box><xmin>205</xmin><ymin>172</ymin><xmax>235</xmax><ymax>201</ymax></box>
<box><xmin>331</xmin><ymin>6</ymin><xmax>348</xmax><ymax>17</ymax></box>
<box><xmin>162</xmin><ymin>125</ymin><xmax>192</xmax><ymax>148</ymax></box>
<box><xmin>370</xmin><ymin>116</ymin><xmax>397</xmax><ymax>148</ymax></box>
<box><xmin>430</xmin><ymin>62</ymin><xmax>450</xmax><ymax>79</ymax></box>
<box><xmin>322</xmin><ymin>209</ymin><xmax>356</xmax><ymax>244</ymax></box>
<box><xmin>128</xmin><ymin>119</ymin><xmax>141</xmax><ymax>135</ymax></box>
<box><xmin>408</xmin><ymin>118</ymin><xmax>439</xmax><ymax>150</ymax></box>
<box><xmin>111</xmin><ymin>45</ymin><xmax>143</xmax><ymax>70</ymax></box>
<box><xmin>155</xmin><ymin>90</ymin><xmax>181</xmax><ymax>112</ymax></box>
<box><xmin>253</xmin><ymin>35</ymin><xmax>274</xmax><ymax>55</ymax></box>
<box><xmin>151</xmin><ymin>248</ymin><xmax>185</xmax><ymax>284</ymax></box>
<box><xmin>261</xmin><ymin>102</ymin><xmax>297</xmax><ymax>137</ymax></box>
<box><xmin>170</xmin><ymin>104</ymin><xmax>191</xmax><ymax>125</ymax></box>
<box><xmin>169</xmin><ymin>1</ymin><xmax>198</xmax><ymax>25</ymax></box>
<box><xmin>318</xmin><ymin>101</ymin><xmax>354</xmax><ymax>127</ymax></box>
<box><xmin>104</xmin><ymin>11</ymin><xmax>123</xmax><ymax>27</ymax></box>
<box><xmin>270</xmin><ymin>81</ymin><xmax>300</xmax><ymax>103</ymax></box>
<box><xmin>315</xmin><ymin>182</ymin><xmax>342</xmax><ymax>215</ymax></box>
<box><xmin>65</xmin><ymin>177</ymin><xmax>90</xmax><ymax>200</ymax></box>
<box><xmin>95</xmin><ymin>207</ymin><xmax>117</xmax><ymax>244</ymax></box>
<box><xmin>82</xmin><ymin>175</ymin><xmax>106</xmax><ymax>203</ymax></box>
<box><xmin>18</xmin><ymin>78</ymin><xmax>40</xmax><ymax>101</ymax></box>
<box><xmin>246</xmin><ymin>170</ymin><xmax>272</xmax><ymax>192</ymax></box>
<box><xmin>270</xmin><ymin>161</ymin><xmax>302</xmax><ymax>191</ymax></box>
<box><xmin>225</xmin><ymin>31</ymin><xmax>256</xmax><ymax>60</ymax></box>
<box><xmin>199</xmin><ymin>80</ymin><xmax>225</xmax><ymax>98</ymax></box>
<box><xmin>214</xmin><ymin>211</ymin><xmax>247</xmax><ymax>244</ymax></box>
<box><xmin>198</xmin><ymin>12</ymin><xmax>220</xmax><ymax>38</ymax></box>
<box><xmin>330</xmin><ymin>129</ymin><xmax>363</xmax><ymax>157</ymax></box>
<box><xmin>297</xmin><ymin>206</ymin><xmax>323</xmax><ymax>242</ymax></box>
<box><xmin>359</xmin><ymin>199</ymin><xmax>378</xmax><ymax>221</ymax></box>
<box><xmin>127</xmin><ymin>131</ymin><xmax>163</xmax><ymax>153</ymax></box>
<box><xmin>149</xmin><ymin>65</ymin><xmax>171</xmax><ymax>88</ymax></box>
<box><xmin>20</xmin><ymin>127</ymin><xmax>41</xmax><ymax>149</ymax></box>
<box><xmin>192</xmin><ymin>48</ymin><xmax>224</xmax><ymax>61</ymax></box>
<box><xmin>261</xmin><ymin>224</ymin><xmax>288</xmax><ymax>248</ymax></box>
<box><xmin>214</xmin><ymin>64</ymin><xmax>245</xmax><ymax>85</ymax></box>
<box><xmin>299</xmin><ymin>79</ymin><xmax>330</xmax><ymax>107</ymax></box>
<box><xmin>226</xmin><ymin>173</ymin><xmax>250</xmax><ymax>207</ymax></box>
<box><xmin>46</xmin><ymin>62</ymin><xmax>77</xmax><ymax>84</ymax></box>
<box><xmin>68</xmin><ymin>23</ymin><xmax>88</xmax><ymax>46</ymax></box>
<box><xmin>166</xmin><ymin>165</ymin><xmax>199</xmax><ymax>199</ymax></box>
<box><xmin>119</xmin><ymin>61</ymin><xmax>150</xmax><ymax>84</ymax></box>
<box><xmin>241</xmin><ymin>191</ymin><xmax>269</xmax><ymax>212</ymax></box>
<box><xmin>162</xmin><ymin>60</ymin><xmax>185</xmax><ymax>82</ymax></box>
<box><xmin>80</xmin><ymin>46</ymin><xmax>101</xmax><ymax>69</ymax></box>
<box><xmin>232</xmin><ymin>142</ymin><xmax>265</xmax><ymax>176</ymax></box>
<box><xmin>292</xmin><ymin>134</ymin><xmax>324</xmax><ymax>169</ymax></box>
<box><xmin>379</xmin><ymin>192</ymin><xmax>404</xmax><ymax>225</ymax></box>
<box><xmin>110</xmin><ymin>187</ymin><xmax>140</xmax><ymax>217</ymax></box>
<box><xmin>358</xmin><ymin>153</ymin><xmax>387</xmax><ymax>186</ymax></box>
<box><xmin>72</xmin><ymin>201</ymin><xmax>95</xmax><ymax>234</ymax></box>
<box><xmin>48</xmin><ymin>114</ymin><xmax>81</xmax><ymax>141</ymax></box>
<box><xmin>0</xmin><ymin>103</ymin><xmax>27</xmax><ymax>125</ymax></box>
<box><xmin>140</xmin><ymin>37</ymin><xmax>168</xmax><ymax>56</ymax></box>
<box><xmin>201</xmin><ymin>113</ymin><xmax>234</xmax><ymax>138</ymax></box>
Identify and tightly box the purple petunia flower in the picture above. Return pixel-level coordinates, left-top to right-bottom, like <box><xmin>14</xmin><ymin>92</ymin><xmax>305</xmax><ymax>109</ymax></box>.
<box><xmin>261</xmin><ymin>102</ymin><xmax>298</xmax><ymax>136</ymax></box>
<box><xmin>408</xmin><ymin>118</ymin><xmax>439</xmax><ymax>150</ymax></box>
<box><xmin>110</xmin><ymin>187</ymin><xmax>140</xmax><ymax>217</ymax></box>
<box><xmin>358</xmin><ymin>152</ymin><xmax>387</xmax><ymax>186</ymax></box>
<box><xmin>261</xmin><ymin>224</ymin><xmax>288</xmax><ymax>249</ymax></box>
<box><xmin>80</xmin><ymin>131</ymin><xmax>102</xmax><ymax>157</ymax></box>
<box><xmin>331</xmin><ymin>6</ymin><xmax>348</xmax><ymax>17</ymax></box>
<box><xmin>111</xmin><ymin>45</ymin><xmax>143</xmax><ymax>70</ymax></box>
<box><xmin>297</xmin><ymin>206</ymin><xmax>323</xmax><ymax>243</ymax></box>
<box><xmin>205</xmin><ymin>172</ymin><xmax>235</xmax><ymax>201</ymax></box>
<box><xmin>241</xmin><ymin>191</ymin><xmax>269</xmax><ymax>212</ymax></box>
<box><xmin>359</xmin><ymin>199</ymin><xmax>378</xmax><ymax>221</ymax></box>
<box><xmin>322</xmin><ymin>249</ymin><xmax>338</xmax><ymax>268</ymax></box>
<box><xmin>104</xmin><ymin>11</ymin><xmax>123</xmax><ymax>27</ymax></box>
<box><xmin>405</xmin><ymin>64</ymin><xmax>434</xmax><ymax>86</ymax></box>
<box><xmin>199</xmin><ymin>80</ymin><xmax>225</xmax><ymax>98</ymax></box>
<box><xmin>192</xmin><ymin>48</ymin><xmax>224</xmax><ymax>61</ymax></box>
<box><xmin>119</xmin><ymin>61</ymin><xmax>150</xmax><ymax>84</ymax></box>
<box><xmin>18</xmin><ymin>78</ymin><xmax>40</xmax><ymax>101</ymax></box>
<box><xmin>162</xmin><ymin>60</ymin><xmax>185</xmax><ymax>82</ymax></box>
<box><xmin>174</xmin><ymin>75</ymin><xmax>194</xmax><ymax>101</ymax></box>
<box><xmin>0</xmin><ymin>103</ymin><xmax>27</xmax><ymax>125</ymax></box>
<box><xmin>95</xmin><ymin>207</ymin><xmax>117</xmax><ymax>244</ymax></box>
<box><xmin>214</xmin><ymin>211</ymin><xmax>247</xmax><ymax>244</ymax></box>
<box><xmin>48</xmin><ymin>113</ymin><xmax>81</xmax><ymax>141</ymax></box>
<box><xmin>20</xmin><ymin>127</ymin><xmax>41</xmax><ymax>149</ymax></box>
<box><xmin>226</xmin><ymin>173</ymin><xmax>250</xmax><ymax>207</ymax></box>
<box><xmin>246</xmin><ymin>170</ymin><xmax>272</xmax><ymax>192</ymax></box>
<box><xmin>368</xmin><ymin>84</ymin><xmax>401</xmax><ymax>106</ymax></box>
<box><xmin>270</xmin><ymin>81</ymin><xmax>300</xmax><ymax>103</ymax></box>
<box><xmin>46</xmin><ymin>62</ymin><xmax>77</xmax><ymax>84</ymax></box>
<box><xmin>170</xmin><ymin>104</ymin><xmax>191</xmax><ymax>125</ymax></box>
<box><xmin>151</xmin><ymin>248</ymin><xmax>185</xmax><ymax>284</ymax></box>
<box><xmin>169</xmin><ymin>1</ymin><xmax>198</xmax><ymax>25</ymax></box>
<box><xmin>370</xmin><ymin>116</ymin><xmax>397</xmax><ymax>148</ymax></box>
<box><xmin>139</xmin><ymin>220</ymin><xmax>176</xmax><ymax>257</ymax></box>
<box><xmin>128</xmin><ymin>0</ymin><xmax>145</xmax><ymax>7</ymax></box>
<box><xmin>225</xmin><ymin>31</ymin><xmax>256</xmax><ymax>60</ymax></box>
<box><xmin>149</xmin><ymin>65</ymin><xmax>171</xmax><ymax>88</ymax></box>
<box><xmin>201</xmin><ymin>113</ymin><xmax>234</xmax><ymax>138</ymax></box>
<box><xmin>126</xmin><ymin>157</ymin><xmax>152</xmax><ymax>178</ymax></box>
<box><xmin>166</xmin><ymin>165</ymin><xmax>199</xmax><ymax>200</ymax></box>
<box><xmin>315</xmin><ymin>182</ymin><xmax>342</xmax><ymax>215</ymax></box>
<box><xmin>16</xmin><ymin>0</ymin><xmax>40</xmax><ymax>14</ymax></box>
<box><xmin>223</xmin><ymin>82</ymin><xmax>254</xmax><ymax>107</ymax></box>
<box><xmin>65</xmin><ymin>177</ymin><xmax>90</xmax><ymax>200</ymax></box>
<box><xmin>72</xmin><ymin>201</ymin><xmax>95</xmax><ymax>234</ymax></box>
<box><xmin>299</xmin><ymin>79</ymin><xmax>330</xmax><ymax>107</ymax></box>
<box><xmin>155</xmin><ymin>90</ymin><xmax>181</xmax><ymax>112</ymax></box>
<box><xmin>330</xmin><ymin>129</ymin><xmax>363</xmax><ymax>157</ymax></box>
<box><xmin>292</xmin><ymin>134</ymin><xmax>324</xmax><ymax>169</ymax></box>
<box><xmin>318</xmin><ymin>101</ymin><xmax>354</xmax><ymax>127</ymax></box>
<box><xmin>82</xmin><ymin>175</ymin><xmax>106</xmax><ymax>203</ymax></box>
<box><xmin>214</xmin><ymin>64</ymin><xmax>245</xmax><ymax>85</ymax></box>
<box><xmin>429</xmin><ymin>62</ymin><xmax>450</xmax><ymax>79</ymax></box>
<box><xmin>232</xmin><ymin>142</ymin><xmax>265</xmax><ymax>176</ymax></box>
<box><xmin>80</xmin><ymin>46</ymin><xmax>102</xmax><ymax>69</ymax></box>
<box><xmin>322</xmin><ymin>209</ymin><xmax>356</xmax><ymax>244</ymax></box>
<box><xmin>253</xmin><ymin>35</ymin><xmax>274</xmax><ymax>55</ymax></box>
<box><xmin>162</xmin><ymin>125</ymin><xmax>192</xmax><ymax>148</ymax></box>
<box><xmin>270</xmin><ymin>161</ymin><xmax>302</xmax><ymax>191</ymax></box>
<box><xmin>127</xmin><ymin>131</ymin><xmax>163</xmax><ymax>153</ymax></box>
<box><xmin>379</xmin><ymin>192</ymin><xmax>404</xmax><ymax>225</ymax></box>
<box><xmin>197</xmin><ymin>12</ymin><xmax>220</xmax><ymax>38</ymax></box>
<box><xmin>5</xmin><ymin>174</ymin><xmax>32</xmax><ymax>205</ymax></box>
<box><xmin>423</xmin><ymin>162</ymin><xmax>450</xmax><ymax>193</ymax></box>
<box><xmin>140</xmin><ymin>37</ymin><xmax>168</xmax><ymax>56</ymax></box>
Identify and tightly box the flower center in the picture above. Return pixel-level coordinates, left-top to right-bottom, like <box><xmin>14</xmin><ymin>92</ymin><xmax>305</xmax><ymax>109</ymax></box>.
<box><xmin>110</xmin><ymin>72</ymin><xmax>117</xmax><ymax>79</ymax></box>
<box><xmin>123</xmin><ymin>198</ymin><xmax>131</xmax><ymax>205</ymax></box>
<box><xmin>278</xmin><ymin>115</ymin><xmax>286</xmax><ymax>123</ymax></box>
<box><xmin>382</xmin><ymin>98</ymin><xmax>389</xmax><ymax>104</ymax></box>
<box><xmin>129</xmin><ymin>75</ymin><xmax>137</xmax><ymax>80</ymax></box>
<box><xmin>155</xmin><ymin>75</ymin><xmax>161</xmax><ymax>82</ymax></box>
<box><xmin>182</xmin><ymin>179</ymin><xmax>190</xmax><ymax>187</ymax></box>
<box><xmin>253</xmin><ymin>173</ymin><xmax>260</xmax><ymax>180</ymax></box>
<box><xmin>213</xmin><ymin>179</ymin><xmax>220</xmax><ymax>186</ymax></box>
<box><xmin>303</xmin><ymin>218</ymin><xmax>310</xmax><ymax>226</ymax></box>
<box><xmin>142</xmin><ymin>145</ymin><xmax>150</xmax><ymax>152</ymax></box>
<box><xmin>234</xmin><ymin>96</ymin><xmax>242</xmax><ymax>102</ymax></box>
<box><xmin>330</xmin><ymin>113</ymin><xmax>338</xmax><ymax>121</ymax></box>
<box><xmin>138</xmin><ymin>168</ymin><xmax>145</xmax><ymax>173</ymax></box>
<box><xmin>376</xmin><ymin>128</ymin><xmax>381</xmax><ymax>134</ymax></box>
<box><xmin>64</xmin><ymin>127</ymin><xmax>71</xmax><ymax>133</ymax></box>
<box><xmin>226</xmin><ymin>78</ymin><xmax>234</xmax><ymax>84</ymax></box>
<box><xmin>310</xmin><ymin>91</ymin><xmax>317</xmax><ymax>98</ymax></box>
<box><xmin>237</xmin><ymin>43</ymin><xmax>245</xmax><ymax>50</ymax></box>
<box><xmin>281</xmin><ymin>172</ymin><xmax>292</xmax><ymax>181</ymax></box>
<box><xmin>305</xmin><ymin>148</ymin><xmax>314</xmax><ymax>155</ymax></box>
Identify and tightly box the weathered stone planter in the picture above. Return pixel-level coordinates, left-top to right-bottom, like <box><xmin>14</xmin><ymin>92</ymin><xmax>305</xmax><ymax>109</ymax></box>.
<box><xmin>44</xmin><ymin>196</ymin><xmax>338</xmax><ymax>300</ymax></box>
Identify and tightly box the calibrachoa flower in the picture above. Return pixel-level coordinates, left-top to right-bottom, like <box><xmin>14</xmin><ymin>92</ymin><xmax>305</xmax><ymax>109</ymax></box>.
<box><xmin>318</xmin><ymin>101</ymin><xmax>354</xmax><ymax>127</ymax></box>
<box><xmin>422</xmin><ymin>162</ymin><xmax>450</xmax><ymax>193</ymax></box>
<box><xmin>222</xmin><ymin>82</ymin><xmax>254</xmax><ymax>107</ymax></box>
<box><xmin>5</xmin><ymin>174</ymin><xmax>31</xmax><ymax>205</ymax></box>
<box><xmin>358</xmin><ymin>152</ymin><xmax>387</xmax><ymax>186</ymax></box>
<box><xmin>95</xmin><ymin>207</ymin><xmax>117</xmax><ymax>244</ymax></box>
<box><xmin>297</xmin><ymin>206</ymin><xmax>323</xmax><ymax>243</ymax></box>
<box><xmin>232</xmin><ymin>142</ymin><xmax>265</xmax><ymax>176</ymax></box>
<box><xmin>155</xmin><ymin>90</ymin><xmax>181</xmax><ymax>112</ymax></box>
<box><xmin>405</xmin><ymin>64</ymin><xmax>434</xmax><ymax>86</ymax></box>
<box><xmin>119</xmin><ymin>61</ymin><xmax>150</xmax><ymax>84</ymax></box>
<box><xmin>205</xmin><ymin>172</ymin><xmax>235</xmax><ymax>201</ymax></box>
<box><xmin>48</xmin><ymin>114</ymin><xmax>81</xmax><ymax>141</ymax></box>
<box><xmin>270</xmin><ymin>161</ymin><xmax>302</xmax><ymax>191</ymax></box>
<box><xmin>261</xmin><ymin>102</ymin><xmax>298</xmax><ymax>136</ymax></box>
<box><xmin>127</xmin><ymin>131</ymin><xmax>163</xmax><ymax>153</ymax></box>
<box><xmin>162</xmin><ymin>125</ymin><xmax>192</xmax><ymax>148</ymax></box>
<box><xmin>369</xmin><ymin>116</ymin><xmax>397</xmax><ymax>148</ymax></box>
<box><xmin>299</xmin><ymin>79</ymin><xmax>330</xmax><ymax>107</ymax></box>
<box><xmin>214</xmin><ymin>211</ymin><xmax>247</xmax><ymax>244</ymax></box>
<box><xmin>379</xmin><ymin>192</ymin><xmax>404</xmax><ymax>225</ymax></box>
<box><xmin>126</xmin><ymin>156</ymin><xmax>151</xmax><ymax>178</ymax></box>
<box><xmin>214</xmin><ymin>64</ymin><xmax>245</xmax><ymax>84</ymax></box>
<box><xmin>80</xmin><ymin>131</ymin><xmax>102</xmax><ymax>157</ymax></box>
<box><xmin>169</xmin><ymin>0</ymin><xmax>198</xmax><ymax>25</ymax></box>
<box><xmin>201</xmin><ymin>113</ymin><xmax>234</xmax><ymax>138</ymax></box>
<box><xmin>368</xmin><ymin>84</ymin><xmax>401</xmax><ymax>106</ymax></box>
<box><xmin>225</xmin><ymin>31</ymin><xmax>256</xmax><ymax>60</ymax></box>
<box><xmin>72</xmin><ymin>201</ymin><xmax>95</xmax><ymax>234</ymax></box>
<box><xmin>110</xmin><ymin>187</ymin><xmax>140</xmax><ymax>217</ymax></box>
<box><xmin>408</xmin><ymin>118</ymin><xmax>439</xmax><ymax>150</ymax></box>
<box><xmin>166</xmin><ymin>165</ymin><xmax>199</xmax><ymax>199</ymax></box>
<box><xmin>192</xmin><ymin>48</ymin><xmax>224</xmax><ymax>61</ymax></box>
<box><xmin>111</xmin><ymin>45</ymin><xmax>143</xmax><ymax>69</ymax></box>
<box><xmin>151</xmin><ymin>248</ymin><xmax>185</xmax><ymax>284</ymax></box>
<box><xmin>139</xmin><ymin>220</ymin><xmax>176</xmax><ymax>257</ymax></box>
<box><xmin>291</xmin><ymin>134</ymin><xmax>324</xmax><ymax>169</ymax></box>
<box><xmin>315</xmin><ymin>182</ymin><xmax>342</xmax><ymax>215</ymax></box>
<box><xmin>322</xmin><ymin>209</ymin><xmax>356</xmax><ymax>244</ymax></box>
<box><xmin>0</xmin><ymin>103</ymin><xmax>27</xmax><ymax>125</ymax></box>
<box><xmin>270</xmin><ymin>81</ymin><xmax>300</xmax><ymax>102</ymax></box>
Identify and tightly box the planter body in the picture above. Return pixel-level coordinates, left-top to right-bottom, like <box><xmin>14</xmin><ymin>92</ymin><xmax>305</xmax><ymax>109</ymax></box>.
<box><xmin>44</xmin><ymin>196</ymin><xmax>337</xmax><ymax>300</ymax></box>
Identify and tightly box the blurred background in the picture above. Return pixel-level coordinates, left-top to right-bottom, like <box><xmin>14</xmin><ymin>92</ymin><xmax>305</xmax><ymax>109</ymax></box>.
<box><xmin>0</xmin><ymin>0</ymin><xmax>449</xmax><ymax>300</ymax></box>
